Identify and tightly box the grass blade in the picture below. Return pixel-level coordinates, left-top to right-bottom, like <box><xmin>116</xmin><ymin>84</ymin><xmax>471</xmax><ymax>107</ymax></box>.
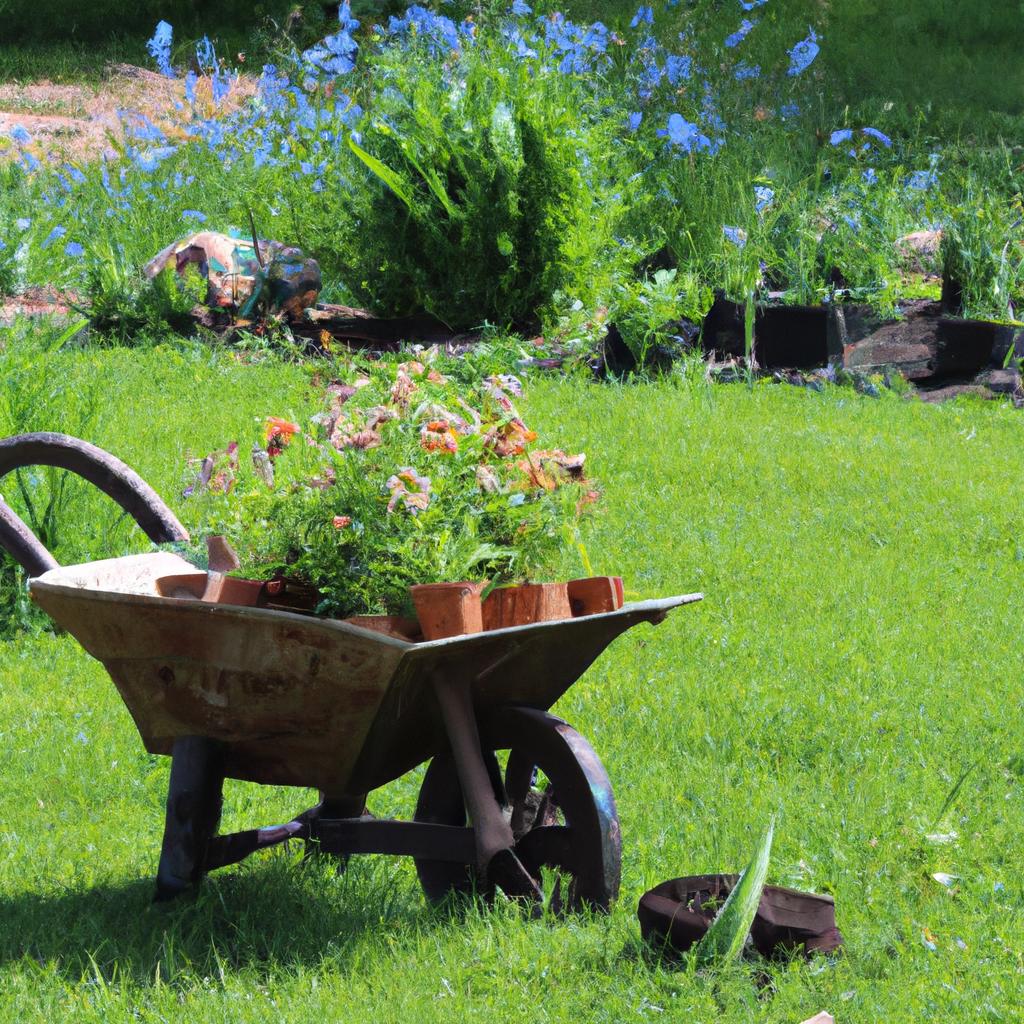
<box><xmin>347</xmin><ymin>136</ymin><xmax>415</xmax><ymax>210</ymax></box>
<box><xmin>695</xmin><ymin>817</ymin><xmax>775</xmax><ymax>968</ymax></box>
<box><xmin>931</xmin><ymin>762</ymin><xmax>976</xmax><ymax>830</ymax></box>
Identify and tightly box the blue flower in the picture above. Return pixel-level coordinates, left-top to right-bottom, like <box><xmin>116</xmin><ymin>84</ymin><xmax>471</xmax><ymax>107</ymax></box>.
<box><xmin>658</xmin><ymin>113</ymin><xmax>713</xmax><ymax>153</ymax></box>
<box><xmin>862</xmin><ymin>167</ymin><xmax>878</xmax><ymax>185</ymax></box>
<box><xmin>125</xmin><ymin>114</ymin><xmax>165</xmax><ymax>143</ymax></box>
<box><xmin>147</xmin><ymin>20</ymin><xmax>174</xmax><ymax>78</ymax></box>
<box><xmin>734</xmin><ymin>61</ymin><xmax>760</xmax><ymax>80</ymax></box>
<box><xmin>15</xmin><ymin>217</ymin><xmax>30</xmax><ymax>231</ymax></box>
<box><xmin>64</xmin><ymin>240</ymin><xmax>84</xmax><ymax>258</ymax></box>
<box><xmin>755</xmin><ymin>185</ymin><xmax>774</xmax><ymax>213</ymax></box>
<box><xmin>211</xmin><ymin>67</ymin><xmax>233</xmax><ymax>105</ymax></box>
<box><xmin>723</xmin><ymin>225</ymin><xmax>747</xmax><ymax>248</ymax></box>
<box><xmin>184</xmin><ymin>71</ymin><xmax>198</xmax><ymax>105</ymax></box>
<box><xmin>21</xmin><ymin>151</ymin><xmax>40</xmax><ymax>171</ymax></box>
<box><xmin>787</xmin><ymin>27</ymin><xmax>819</xmax><ymax>75</ymax></box>
<box><xmin>906</xmin><ymin>169</ymin><xmax>937</xmax><ymax>190</ymax></box>
<box><xmin>195</xmin><ymin>36</ymin><xmax>217</xmax><ymax>74</ymax></box>
<box><xmin>133</xmin><ymin>145</ymin><xmax>178</xmax><ymax>172</ymax></box>
<box><xmin>725</xmin><ymin>18</ymin><xmax>756</xmax><ymax>47</ymax></box>
<box><xmin>182</xmin><ymin>209</ymin><xmax>207</xmax><ymax>221</ymax></box>
<box><xmin>829</xmin><ymin>128</ymin><xmax>853</xmax><ymax>146</ymax></box>
<box><xmin>385</xmin><ymin>6</ymin><xmax>460</xmax><ymax>56</ymax></box>
<box><xmin>665</xmin><ymin>54</ymin><xmax>692</xmax><ymax>84</ymax></box>
<box><xmin>741</xmin><ymin>0</ymin><xmax>767</xmax><ymax>8</ymax></box>
<box><xmin>511</xmin><ymin>0</ymin><xmax>531</xmax><ymax>14</ymax></box>
<box><xmin>630</xmin><ymin>6</ymin><xmax>654</xmax><ymax>28</ymax></box>
<box><xmin>779</xmin><ymin>102</ymin><xmax>800</xmax><ymax>119</ymax></box>
<box><xmin>862</xmin><ymin>126</ymin><xmax>892</xmax><ymax>148</ymax></box>
<box><xmin>303</xmin><ymin>9</ymin><xmax>359</xmax><ymax>77</ymax></box>
<box><xmin>627</xmin><ymin>111</ymin><xmax>643</xmax><ymax>131</ymax></box>
<box><xmin>41</xmin><ymin>225</ymin><xmax>66</xmax><ymax>249</ymax></box>
<box><xmin>10</xmin><ymin>124</ymin><xmax>31</xmax><ymax>146</ymax></box>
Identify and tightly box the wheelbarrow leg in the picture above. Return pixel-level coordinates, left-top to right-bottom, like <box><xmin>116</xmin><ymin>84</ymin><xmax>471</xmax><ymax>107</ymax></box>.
<box><xmin>430</xmin><ymin>672</ymin><xmax>541</xmax><ymax>901</ymax></box>
<box><xmin>155</xmin><ymin>736</ymin><xmax>224</xmax><ymax>902</ymax></box>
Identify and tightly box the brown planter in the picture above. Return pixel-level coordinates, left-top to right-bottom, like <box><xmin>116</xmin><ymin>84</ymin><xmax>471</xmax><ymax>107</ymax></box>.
<box><xmin>637</xmin><ymin>873</ymin><xmax>843</xmax><ymax>961</ymax></box>
<box><xmin>410</xmin><ymin>582</ymin><xmax>484</xmax><ymax>640</ymax></box>
<box><xmin>481</xmin><ymin>582</ymin><xmax>572</xmax><ymax>631</ymax></box>
<box><xmin>567</xmin><ymin>576</ymin><xmax>624</xmax><ymax>617</ymax></box>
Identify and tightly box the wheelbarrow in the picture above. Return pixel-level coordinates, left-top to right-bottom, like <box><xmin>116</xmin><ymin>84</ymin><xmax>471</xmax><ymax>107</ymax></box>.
<box><xmin>0</xmin><ymin>432</ymin><xmax>702</xmax><ymax>910</ymax></box>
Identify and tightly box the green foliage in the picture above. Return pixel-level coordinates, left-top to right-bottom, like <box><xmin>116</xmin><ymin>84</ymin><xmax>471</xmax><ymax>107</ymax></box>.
<box><xmin>182</xmin><ymin>359</ymin><xmax>593</xmax><ymax>616</ymax></box>
<box><xmin>611</xmin><ymin>267</ymin><xmax>711</xmax><ymax>368</ymax></box>
<box><xmin>941</xmin><ymin>186</ymin><xmax>1024</xmax><ymax>321</ymax></box>
<box><xmin>84</xmin><ymin>249</ymin><xmax>208</xmax><ymax>339</ymax></box>
<box><xmin>315</xmin><ymin>48</ymin><xmax>603</xmax><ymax>331</ymax></box>
<box><xmin>0</xmin><ymin>0</ymin><xmax>297</xmax><ymax>44</ymax></box>
<box><xmin>694</xmin><ymin>818</ymin><xmax>774</xmax><ymax>968</ymax></box>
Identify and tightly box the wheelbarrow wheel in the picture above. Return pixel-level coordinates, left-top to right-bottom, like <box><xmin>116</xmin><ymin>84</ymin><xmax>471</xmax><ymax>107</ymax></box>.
<box><xmin>413</xmin><ymin>707</ymin><xmax>620</xmax><ymax>913</ymax></box>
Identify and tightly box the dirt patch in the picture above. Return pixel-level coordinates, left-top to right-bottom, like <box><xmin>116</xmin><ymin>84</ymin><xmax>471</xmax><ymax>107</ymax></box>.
<box><xmin>0</xmin><ymin>285</ymin><xmax>82</xmax><ymax>326</ymax></box>
<box><xmin>0</xmin><ymin>63</ymin><xmax>253</xmax><ymax>165</ymax></box>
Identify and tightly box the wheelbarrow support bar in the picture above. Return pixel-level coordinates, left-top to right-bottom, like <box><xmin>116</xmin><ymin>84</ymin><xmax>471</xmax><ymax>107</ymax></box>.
<box><xmin>430</xmin><ymin>671</ymin><xmax>543</xmax><ymax>900</ymax></box>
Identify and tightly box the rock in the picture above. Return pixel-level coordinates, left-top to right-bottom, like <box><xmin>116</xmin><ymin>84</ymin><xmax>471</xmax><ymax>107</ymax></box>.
<box><xmin>839</xmin><ymin>301</ymin><xmax>943</xmax><ymax>380</ymax></box>
<box><xmin>918</xmin><ymin>367</ymin><xmax>1022</xmax><ymax>403</ymax></box>
<box><xmin>897</xmin><ymin>229</ymin><xmax>943</xmax><ymax>272</ymax></box>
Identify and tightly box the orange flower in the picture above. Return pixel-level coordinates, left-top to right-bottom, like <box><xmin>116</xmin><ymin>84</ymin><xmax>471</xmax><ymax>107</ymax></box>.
<box><xmin>420</xmin><ymin>420</ymin><xmax>459</xmax><ymax>454</ymax></box>
<box><xmin>264</xmin><ymin>416</ymin><xmax>300</xmax><ymax>458</ymax></box>
<box><xmin>386</xmin><ymin>468</ymin><xmax>432</xmax><ymax>514</ymax></box>
<box><xmin>332</xmin><ymin>515</ymin><xmax>352</xmax><ymax>529</ymax></box>
<box><xmin>484</xmin><ymin>418</ymin><xmax>537</xmax><ymax>457</ymax></box>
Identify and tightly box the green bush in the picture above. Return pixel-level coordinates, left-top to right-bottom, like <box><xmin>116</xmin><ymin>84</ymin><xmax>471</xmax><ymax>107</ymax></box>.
<box><xmin>311</xmin><ymin>48</ymin><xmax>606</xmax><ymax>331</ymax></box>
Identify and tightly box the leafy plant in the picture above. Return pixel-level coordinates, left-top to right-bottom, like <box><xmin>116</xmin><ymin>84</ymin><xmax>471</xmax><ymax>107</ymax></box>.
<box><xmin>321</xmin><ymin>47</ymin><xmax>603</xmax><ymax>331</ymax></box>
<box><xmin>941</xmin><ymin>187</ymin><xmax>1024</xmax><ymax>321</ymax></box>
<box><xmin>694</xmin><ymin>817</ymin><xmax>775</xmax><ymax>969</ymax></box>
<box><xmin>183</xmin><ymin>357</ymin><xmax>596</xmax><ymax>616</ymax></box>
<box><xmin>612</xmin><ymin>268</ymin><xmax>711</xmax><ymax>369</ymax></box>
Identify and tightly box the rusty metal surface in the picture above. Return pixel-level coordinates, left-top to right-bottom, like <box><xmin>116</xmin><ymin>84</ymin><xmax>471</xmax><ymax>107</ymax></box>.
<box><xmin>0</xmin><ymin>432</ymin><xmax>188</xmax><ymax>575</ymax></box>
<box><xmin>31</xmin><ymin>552</ymin><xmax>701</xmax><ymax>793</ymax></box>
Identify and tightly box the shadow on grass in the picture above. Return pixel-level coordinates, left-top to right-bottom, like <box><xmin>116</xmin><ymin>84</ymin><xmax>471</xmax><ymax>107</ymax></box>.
<box><xmin>0</xmin><ymin>853</ymin><xmax>456</xmax><ymax>983</ymax></box>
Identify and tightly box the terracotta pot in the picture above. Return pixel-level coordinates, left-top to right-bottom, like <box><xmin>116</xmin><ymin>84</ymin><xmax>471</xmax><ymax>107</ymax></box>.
<box><xmin>155</xmin><ymin>571</ymin><xmax>266</xmax><ymax>607</ymax></box>
<box><xmin>567</xmin><ymin>576</ymin><xmax>624</xmax><ymax>617</ymax></box>
<box><xmin>481</xmin><ymin>582</ymin><xmax>572</xmax><ymax>631</ymax></box>
<box><xmin>204</xmin><ymin>573</ymin><xmax>267</xmax><ymax>607</ymax></box>
<box><xmin>343</xmin><ymin>615</ymin><xmax>423</xmax><ymax>643</ymax></box>
<box><xmin>410</xmin><ymin>582</ymin><xmax>484</xmax><ymax>640</ymax></box>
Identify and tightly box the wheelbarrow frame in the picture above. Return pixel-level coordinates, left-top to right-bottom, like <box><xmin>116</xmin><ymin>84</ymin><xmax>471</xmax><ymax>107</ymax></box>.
<box><xmin>1</xmin><ymin>432</ymin><xmax>702</xmax><ymax>911</ymax></box>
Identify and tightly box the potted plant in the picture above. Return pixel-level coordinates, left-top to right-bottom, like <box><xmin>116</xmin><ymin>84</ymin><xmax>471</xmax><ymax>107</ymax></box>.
<box><xmin>178</xmin><ymin>356</ymin><xmax>598</xmax><ymax>635</ymax></box>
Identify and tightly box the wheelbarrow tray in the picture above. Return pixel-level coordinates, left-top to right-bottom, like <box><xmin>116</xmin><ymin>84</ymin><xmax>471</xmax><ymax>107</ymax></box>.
<box><xmin>31</xmin><ymin>552</ymin><xmax>701</xmax><ymax>795</ymax></box>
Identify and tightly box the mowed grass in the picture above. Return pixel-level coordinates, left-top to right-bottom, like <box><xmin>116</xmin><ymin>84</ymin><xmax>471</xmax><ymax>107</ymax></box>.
<box><xmin>1</xmin><ymin>345</ymin><xmax>1023</xmax><ymax>1021</ymax></box>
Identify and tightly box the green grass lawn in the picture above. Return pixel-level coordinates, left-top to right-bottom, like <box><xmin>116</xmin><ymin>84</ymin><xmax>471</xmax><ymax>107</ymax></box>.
<box><xmin>1</xmin><ymin>341</ymin><xmax>1022</xmax><ymax>1021</ymax></box>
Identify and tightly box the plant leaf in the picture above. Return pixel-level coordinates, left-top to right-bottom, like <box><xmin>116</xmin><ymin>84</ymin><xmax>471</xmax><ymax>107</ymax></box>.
<box><xmin>695</xmin><ymin>817</ymin><xmax>775</xmax><ymax>968</ymax></box>
<box><xmin>347</xmin><ymin>136</ymin><xmax>415</xmax><ymax>210</ymax></box>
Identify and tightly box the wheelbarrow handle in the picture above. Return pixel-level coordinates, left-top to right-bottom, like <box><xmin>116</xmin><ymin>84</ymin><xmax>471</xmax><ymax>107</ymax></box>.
<box><xmin>0</xmin><ymin>432</ymin><xmax>189</xmax><ymax>576</ymax></box>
